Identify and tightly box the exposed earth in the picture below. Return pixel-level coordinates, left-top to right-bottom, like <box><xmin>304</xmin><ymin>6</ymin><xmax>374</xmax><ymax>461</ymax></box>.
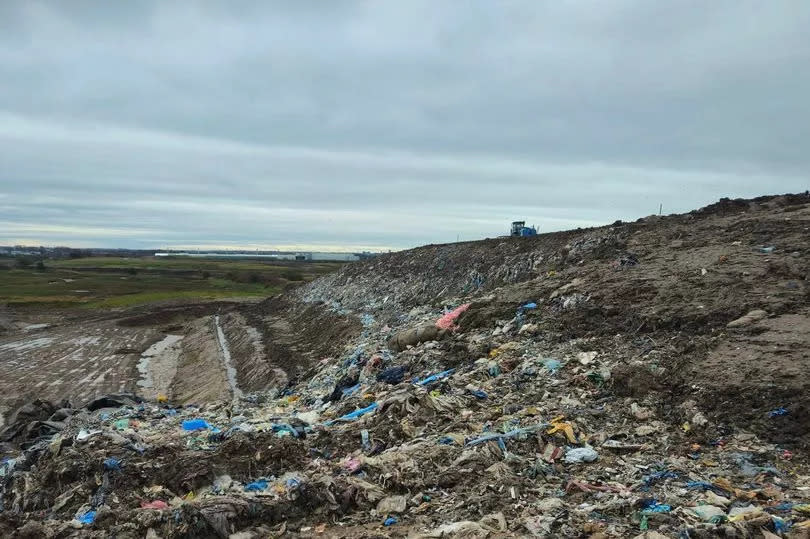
<box><xmin>1</xmin><ymin>193</ymin><xmax>810</xmax><ymax>537</ymax></box>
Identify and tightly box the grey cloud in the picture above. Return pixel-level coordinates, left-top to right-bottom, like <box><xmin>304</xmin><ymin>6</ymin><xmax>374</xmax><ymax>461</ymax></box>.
<box><xmin>0</xmin><ymin>1</ymin><xmax>808</xmax><ymax>249</ymax></box>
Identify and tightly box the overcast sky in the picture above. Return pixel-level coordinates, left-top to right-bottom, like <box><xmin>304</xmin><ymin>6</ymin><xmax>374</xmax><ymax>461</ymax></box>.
<box><xmin>1</xmin><ymin>1</ymin><xmax>808</xmax><ymax>251</ymax></box>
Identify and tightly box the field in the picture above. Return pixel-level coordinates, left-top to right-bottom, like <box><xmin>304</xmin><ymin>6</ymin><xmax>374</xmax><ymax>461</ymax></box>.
<box><xmin>0</xmin><ymin>256</ymin><xmax>343</xmax><ymax>308</ymax></box>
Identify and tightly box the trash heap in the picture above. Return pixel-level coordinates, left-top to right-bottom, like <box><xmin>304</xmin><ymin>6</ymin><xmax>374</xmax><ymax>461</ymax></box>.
<box><xmin>2</xmin><ymin>297</ymin><xmax>809</xmax><ymax>539</ymax></box>
<box><xmin>2</xmin><ymin>193</ymin><xmax>810</xmax><ymax>537</ymax></box>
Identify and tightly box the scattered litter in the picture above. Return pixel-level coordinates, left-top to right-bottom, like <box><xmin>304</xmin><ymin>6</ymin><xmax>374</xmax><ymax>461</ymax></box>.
<box><xmin>3</xmin><ymin>200</ymin><xmax>809</xmax><ymax>537</ymax></box>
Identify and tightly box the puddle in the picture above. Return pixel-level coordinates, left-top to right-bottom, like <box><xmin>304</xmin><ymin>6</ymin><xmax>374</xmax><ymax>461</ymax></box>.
<box><xmin>137</xmin><ymin>334</ymin><xmax>184</xmax><ymax>397</ymax></box>
<box><xmin>22</xmin><ymin>324</ymin><xmax>50</xmax><ymax>332</ymax></box>
<box><xmin>214</xmin><ymin>315</ymin><xmax>244</xmax><ymax>402</ymax></box>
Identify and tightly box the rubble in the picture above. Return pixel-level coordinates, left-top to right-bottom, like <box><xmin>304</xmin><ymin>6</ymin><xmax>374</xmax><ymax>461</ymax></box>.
<box><xmin>2</xmin><ymin>193</ymin><xmax>810</xmax><ymax>537</ymax></box>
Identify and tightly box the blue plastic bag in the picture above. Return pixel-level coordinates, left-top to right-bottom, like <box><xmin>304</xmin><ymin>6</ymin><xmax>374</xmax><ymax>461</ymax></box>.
<box><xmin>416</xmin><ymin>369</ymin><xmax>455</xmax><ymax>386</ymax></box>
<box><xmin>182</xmin><ymin>418</ymin><xmax>212</xmax><ymax>431</ymax></box>
<box><xmin>244</xmin><ymin>479</ymin><xmax>268</xmax><ymax>492</ymax></box>
<box><xmin>77</xmin><ymin>510</ymin><xmax>96</xmax><ymax>524</ymax></box>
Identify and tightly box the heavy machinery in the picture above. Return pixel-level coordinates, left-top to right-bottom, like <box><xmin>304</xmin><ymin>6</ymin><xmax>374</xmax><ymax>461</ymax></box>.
<box><xmin>510</xmin><ymin>221</ymin><xmax>537</xmax><ymax>237</ymax></box>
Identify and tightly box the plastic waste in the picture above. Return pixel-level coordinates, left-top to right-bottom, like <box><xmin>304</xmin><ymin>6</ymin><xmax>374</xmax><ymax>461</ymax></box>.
<box><xmin>76</xmin><ymin>429</ymin><xmax>102</xmax><ymax>442</ymax></box>
<box><xmin>564</xmin><ymin>447</ymin><xmax>598</xmax><ymax>463</ymax></box>
<box><xmin>140</xmin><ymin>500</ymin><xmax>169</xmax><ymax>509</ymax></box>
<box><xmin>465</xmin><ymin>423</ymin><xmax>548</xmax><ymax>447</ymax></box>
<box><xmin>244</xmin><ymin>479</ymin><xmax>268</xmax><ymax>492</ymax></box>
<box><xmin>642</xmin><ymin>470</ymin><xmax>678</xmax><ymax>487</ymax></box>
<box><xmin>343</xmin><ymin>456</ymin><xmax>362</xmax><ymax>473</ymax></box>
<box><xmin>0</xmin><ymin>457</ymin><xmax>16</xmax><ymax>478</ymax></box>
<box><xmin>416</xmin><ymin>369</ymin><xmax>455</xmax><ymax>386</ymax></box>
<box><xmin>324</xmin><ymin>402</ymin><xmax>378</xmax><ymax>425</ymax></box>
<box><xmin>103</xmin><ymin>457</ymin><xmax>121</xmax><ymax>471</ymax></box>
<box><xmin>768</xmin><ymin>407</ymin><xmax>789</xmax><ymax>417</ymax></box>
<box><xmin>341</xmin><ymin>383</ymin><xmax>362</xmax><ymax>397</ymax></box>
<box><xmin>384</xmin><ymin>516</ymin><xmax>398</xmax><ymax>526</ymax></box>
<box><xmin>547</xmin><ymin>417</ymin><xmax>578</xmax><ymax>443</ymax></box>
<box><xmin>377</xmin><ymin>365</ymin><xmax>407</xmax><ymax>384</ymax></box>
<box><xmin>377</xmin><ymin>495</ymin><xmax>407</xmax><ymax>514</ymax></box>
<box><xmin>543</xmin><ymin>359</ymin><xmax>561</xmax><ymax>372</ymax></box>
<box><xmin>181</xmin><ymin>419</ymin><xmax>212</xmax><ymax>431</ymax></box>
<box><xmin>688</xmin><ymin>505</ymin><xmax>725</xmax><ymax>522</ymax></box>
<box><xmin>639</xmin><ymin>499</ymin><xmax>671</xmax><ymax>513</ymax></box>
<box><xmin>686</xmin><ymin>481</ymin><xmax>730</xmax><ymax>496</ymax></box>
<box><xmin>271</xmin><ymin>423</ymin><xmax>302</xmax><ymax>438</ymax></box>
<box><xmin>435</xmin><ymin>303</ymin><xmax>470</xmax><ymax>330</ymax></box>
<box><xmin>76</xmin><ymin>510</ymin><xmax>96</xmax><ymax>524</ymax></box>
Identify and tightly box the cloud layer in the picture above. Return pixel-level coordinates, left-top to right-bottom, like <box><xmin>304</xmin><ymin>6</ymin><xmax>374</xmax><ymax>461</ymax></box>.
<box><xmin>1</xmin><ymin>1</ymin><xmax>808</xmax><ymax>250</ymax></box>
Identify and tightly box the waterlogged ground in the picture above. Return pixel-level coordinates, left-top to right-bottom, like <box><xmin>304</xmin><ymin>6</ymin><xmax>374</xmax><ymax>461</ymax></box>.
<box><xmin>0</xmin><ymin>307</ymin><xmax>255</xmax><ymax>425</ymax></box>
<box><xmin>0</xmin><ymin>320</ymin><xmax>160</xmax><ymax>425</ymax></box>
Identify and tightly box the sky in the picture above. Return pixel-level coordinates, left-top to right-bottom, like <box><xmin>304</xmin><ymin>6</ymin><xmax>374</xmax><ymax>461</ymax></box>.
<box><xmin>1</xmin><ymin>1</ymin><xmax>808</xmax><ymax>252</ymax></box>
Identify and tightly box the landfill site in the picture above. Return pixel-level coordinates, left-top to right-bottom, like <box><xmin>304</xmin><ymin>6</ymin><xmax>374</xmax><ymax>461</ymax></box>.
<box><xmin>2</xmin><ymin>192</ymin><xmax>810</xmax><ymax>538</ymax></box>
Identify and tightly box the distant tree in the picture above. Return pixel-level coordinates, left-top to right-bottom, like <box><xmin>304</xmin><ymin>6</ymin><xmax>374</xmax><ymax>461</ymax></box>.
<box><xmin>35</xmin><ymin>261</ymin><xmax>46</xmax><ymax>271</ymax></box>
<box><xmin>201</xmin><ymin>271</ymin><xmax>211</xmax><ymax>279</ymax></box>
<box><xmin>126</xmin><ymin>267</ymin><xmax>138</xmax><ymax>275</ymax></box>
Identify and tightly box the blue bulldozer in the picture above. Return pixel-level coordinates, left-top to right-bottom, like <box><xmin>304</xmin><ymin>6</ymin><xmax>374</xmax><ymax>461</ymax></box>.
<box><xmin>510</xmin><ymin>220</ymin><xmax>537</xmax><ymax>237</ymax></box>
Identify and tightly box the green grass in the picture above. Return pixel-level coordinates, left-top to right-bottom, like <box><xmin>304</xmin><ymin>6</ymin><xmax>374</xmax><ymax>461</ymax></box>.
<box><xmin>0</xmin><ymin>256</ymin><xmax>343</xmax><ymax>309</ymax></box>
<box><xmin>84</xmin><ymin>289</ymin><xmax>268</xmax><ymax>309</ymax></box>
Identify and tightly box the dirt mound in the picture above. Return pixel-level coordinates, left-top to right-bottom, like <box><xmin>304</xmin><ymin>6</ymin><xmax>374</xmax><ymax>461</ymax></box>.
<box><xmin>239</xmin><ymin>296</ymin><xmax>362</xmax><ymax>385</ymax></box>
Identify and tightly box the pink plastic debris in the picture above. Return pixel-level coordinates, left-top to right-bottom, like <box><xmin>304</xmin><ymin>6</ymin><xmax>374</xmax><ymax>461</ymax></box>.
<box><xmin>343</xmin><ymin>456</ymin><xmax>362</xmax><ymax>473</ymax></box>
<box><xmin>140</xmin><ymin>500</ymin><xmax>169</xmax><ymax>510</ymax></box>
<box><xmin>435</xmin><ymin>303</ymin><xmax>471</xmax><ymax>331</ymax></box>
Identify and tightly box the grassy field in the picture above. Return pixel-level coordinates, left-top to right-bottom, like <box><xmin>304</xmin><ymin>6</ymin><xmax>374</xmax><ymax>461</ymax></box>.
<box><xmin>0</xmin><ymin>256</ymin><xmax>343</xmax><ymax>309</ymax></box>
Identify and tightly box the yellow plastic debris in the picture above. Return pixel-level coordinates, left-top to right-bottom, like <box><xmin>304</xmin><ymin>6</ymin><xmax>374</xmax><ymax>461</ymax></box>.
<box><xmin>547</xmin><ymin>415</ymin><xmax>578</xmax><ymax>444</ymax></box>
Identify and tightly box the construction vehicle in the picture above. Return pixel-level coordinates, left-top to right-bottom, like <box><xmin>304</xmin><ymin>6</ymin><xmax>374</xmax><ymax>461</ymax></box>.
<box><xmin>510</xmin><ymin>221</ymin><xmax>537</xmax><ymax>237</ymax></box>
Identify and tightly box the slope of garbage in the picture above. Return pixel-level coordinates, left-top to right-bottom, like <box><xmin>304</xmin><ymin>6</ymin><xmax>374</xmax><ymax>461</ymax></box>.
<box><xmin>2</xmin><ymin>193</ymin><xmax>810</xmax><ymax>538</ymax></box>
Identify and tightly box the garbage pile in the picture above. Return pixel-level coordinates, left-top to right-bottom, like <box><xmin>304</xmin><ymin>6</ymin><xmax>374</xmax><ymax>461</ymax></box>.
<box><xmin>2</xmin><ymin>193</ymin><xmax>810</xmax><ymax>537</ymax></box>
<box><xmin>2</xmin><ymin>296</ymin><xmax>809</xmax><ymax>538</ymax></box>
